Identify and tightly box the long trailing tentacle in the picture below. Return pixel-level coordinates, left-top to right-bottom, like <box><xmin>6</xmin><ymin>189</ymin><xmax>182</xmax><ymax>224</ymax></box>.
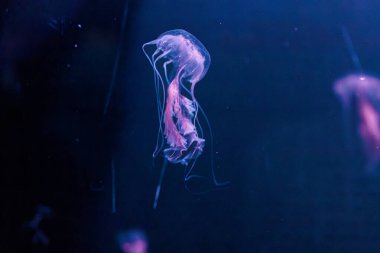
<box><xmin>143</xmin><ymin>43</ymin><xmax>172</xmax><ymax>209</ymax></box>
<box><xmin>142</xmin><ymin>43</ymin><xmax>173</xmax><ymax>157</ymax></box>
<box><xmin>196</xmin><ymin>102</ymin><xmax>229</xmax><ymax>186</ymax></box>
<box><xmin>153</xmin><ymin>64</ymin><xmax>165</xmax><ymax>153</ymax></box>
<box><xmin>151</xmin><ymin>50</ymin><xmax>166</xmax><ymax>157</ymax></box>
<box><xmin>180</xmin><ymin>83</ymin><xmax>229</xmax><ymax>187</ymax></box>
<box><xmin>190</xmin><ymin>84</ymin><xmax>200</xmax><ymax>130</ymax></box>
<box><xmin>152</xmin><ymin>51</ymin><xmax>172</xmax><ymax>156</ymax></box>
<box><xmin>152</xmin><ymin>49</ymin><xmax>165</xmax><ymax>156</ymax></box>
<box><xmin>143</xmin><ymin>44</ymin><xmax>165</xmax><ymax>156</ymax></box>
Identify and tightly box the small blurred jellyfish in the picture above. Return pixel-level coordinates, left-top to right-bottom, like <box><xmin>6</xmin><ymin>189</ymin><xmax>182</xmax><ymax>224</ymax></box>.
<box><xmin>334</xmin><ymin>74</ymin><xmax>380</xmax><ymax>171</ymax></box>
<box><xmin>24</xmin><ymin>205</ymin><xmax>53</xmax><ymax>246</ymax></box>
<box><xmin>117</xmin><ymin>229</ymin><xmax>148</xmax><ymax>253</ymax></box>
<box><xmin>142</xmin><ymin>29</ymin><xmax>227</xmax><ymax>208</ymax></box>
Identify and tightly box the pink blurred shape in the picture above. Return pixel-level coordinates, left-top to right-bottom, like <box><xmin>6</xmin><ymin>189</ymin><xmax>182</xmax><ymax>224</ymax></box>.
<box><xmin>334</xmin><ymin>74</ymin><xmax>380</xmax><ymax>170</ymax></box>
<box><xmin>121</xmin><ymin>240</ymin><xmax>148</xmax><ymax>253</ymax></box>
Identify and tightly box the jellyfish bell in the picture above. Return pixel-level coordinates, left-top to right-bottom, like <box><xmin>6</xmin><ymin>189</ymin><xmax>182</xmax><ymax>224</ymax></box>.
<box><xmin>143</xmin><ymin>29</ymin><xmax>211</xmax><ymax>86</ymax></box>
<box><xmin>334</xmin><ymin>73</ymin><xmax>380</xmax><ymax>118</ymax></box>
<box><xmin>334</xmin><ymin>74</ymin><xmax>380</xmax><ymax>110</ymax></box>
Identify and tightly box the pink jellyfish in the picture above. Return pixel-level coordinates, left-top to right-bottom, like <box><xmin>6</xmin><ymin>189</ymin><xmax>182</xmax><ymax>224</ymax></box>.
<box><xmin>143</xmin><ymin>29</ymin><xmax>226</xmax><ymax>208</ymax></box>
<box><xmin>334</xmin><ymin>74</ymin><xmax>380</xmax><ymax>171</ymax></box>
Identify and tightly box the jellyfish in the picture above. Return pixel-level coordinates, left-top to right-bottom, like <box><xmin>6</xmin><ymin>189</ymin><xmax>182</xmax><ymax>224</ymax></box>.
<box><xmin>142</xmin><ymin>29</ymin><xmax>227</xmax><ymax>208</ymax></box>
<box><xmin>334</xmin><ymin>74</ymin><xmax>380</xmax><ymax>171</ymax></box>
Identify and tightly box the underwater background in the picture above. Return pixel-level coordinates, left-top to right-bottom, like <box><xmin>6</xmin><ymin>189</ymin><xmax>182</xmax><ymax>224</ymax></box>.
<box><xmin>2</xmin><ymin>0</ymin><xmax>380</xmax><ymax>252</ymax></box>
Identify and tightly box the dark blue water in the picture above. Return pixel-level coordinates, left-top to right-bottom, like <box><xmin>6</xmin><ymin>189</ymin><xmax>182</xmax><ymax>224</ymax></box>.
<box><xmin>2</xmin><ymin>0</ymin><xmax>380</xmax><ymax>252</ymax></box>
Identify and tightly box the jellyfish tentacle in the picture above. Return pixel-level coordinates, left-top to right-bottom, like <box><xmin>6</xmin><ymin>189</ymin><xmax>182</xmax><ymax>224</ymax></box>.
<box><xmin>190</xmin><ymin>83</ymin><xmax>200</xmax><ymax>130</ymax></box>
<box><xmin>152</xmin><ymin>54</ymin><xmax>165</xmax><ymax>156</ymax></box>
<box><xmin>183</xmin><ymin>158</ymin><xmax>209</xmax><ymax>195</ymax></box>
<box><xmin>197</xmin><ymin>103</ymin><xmax>230</xmax><ymax>187</ymax></box>
<box><xmin>143</xmin><ymin>45</ymin><xmax>166</xmax><ymax>157</ymax></box>
<box><xmin>153</xmin><ymin>74</ymin><xmax>165</xmax><ymax>156</ymax></box>
<box><xmin>142</xmin><ymin>42</ymin><xmax>159</xmax><ymax>67</ymax></box>
<box><xmin>149</xmin><ymin>48</ymin><xmax>174</xmax><ymax>157</ymax></box>
<box><xmin>163</xmin><ymin>60</ymin><xmax>173</xmax><ymax>84</ymax></box>
<box><xmin>153</xmin><ymin>71</ymin><xmax>165</xmax><ymax>157</ymax></box>
<box><xmin>177</xmin><ymin>74</ymin><xmax>203</xmax><ymax>144</ymax></box>
<box><xmin>184</xmin><ymin>156</ymin><xmax>202</xmax><ymax>181</ymax></box>
<box><xmin>180</xmin><ymin>83</ymin><xmax>204</xmax><ymax>139</ymax></box>
<box><xmin>188</xmin><ymin>81</ymin><xmax>229</xmax><ymax>186</ymax></box>
<box><xmin>180</xmin><ymin>83</ymin><xmax>226</xmax><ymax>186</ymax></box>
<box><xmin>151</xmin><ymin>51</ymin><xmax>173</xmax><ymax>156</ymax></box>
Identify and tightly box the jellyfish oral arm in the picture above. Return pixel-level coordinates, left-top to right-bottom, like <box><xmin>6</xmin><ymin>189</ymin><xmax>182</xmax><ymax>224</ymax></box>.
<box><xmin>163</xmin><ymin>75</ymin><xmax>204</xmax><ymax>164</ymax></box>
<box><xmin>164</xmin><ymin>79</ymin><xmax>186</xmax><ymax>148</ymax></box>
<box><xmin>358</xmin><ymin>99</ymin><xmax>380</xmax><ymax>159</ymax></box>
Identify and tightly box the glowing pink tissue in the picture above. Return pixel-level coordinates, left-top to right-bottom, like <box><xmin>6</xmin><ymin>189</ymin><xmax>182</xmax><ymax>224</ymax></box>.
<box><xmin>143</xmin><ymin>29</ymin><xmax>210</xmax><ymax>165</ymax></box>
<box><xmin>334</xmin><ymin>74</ymin><xmax>380</xmax><ymax>169</ymax></box>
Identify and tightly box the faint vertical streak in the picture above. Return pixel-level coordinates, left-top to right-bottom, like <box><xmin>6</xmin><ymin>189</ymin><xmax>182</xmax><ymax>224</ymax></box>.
<box><xmin>112</xmin><ymin>159</ymin><xmax>116</xmax><ymax>213</ymax></box>
<box><xmin>103</xmin><ymin>0</ymin><xmax>129</xmax><ymax>115</ymax></box>
<box><xmin>153</xmin><ymin>159</ymin><xmax>168</xmax><ymax>209</ymax></box>
<box><xmin>341</xmin><ymin>26</ymin><xmax>363</xmax><ymax>74</ymax></box>
<box><xmin>341</xmin><ymin>26</ymin><xmax>360</xmax><ymax>219</ymax></box>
